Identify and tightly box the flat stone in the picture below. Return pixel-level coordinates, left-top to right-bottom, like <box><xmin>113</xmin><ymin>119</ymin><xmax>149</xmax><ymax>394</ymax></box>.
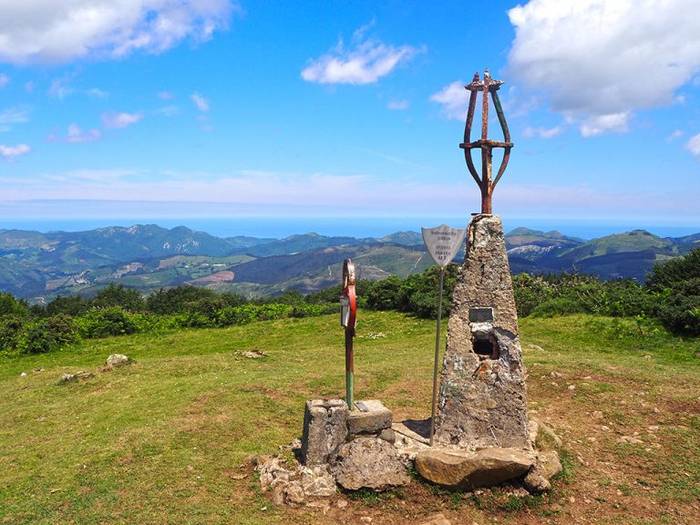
<box><xmin>414</xmin><ymin>447</ymin><xmax>534</xmax><ymax>489</ymax></box>
<box><xmin>524</xmin><ymin>450</ymin><xmax>562</xmax><ymax>493</ymax></box>
<box><xmin>300</xmin><ymin>399</ymin><xmax>348</xmax><ymax>466</ymax></box>
<box><xmin>333</xmin><ymin>437</ymin><xmax>410</xmax><ymax>491</ymax></box>
<box><xmin>300</xmin><ymin>465</ymin><xmax>336</xmax><ymax>497</ymax></box>
<box><xmin>348</xmin><ymin>400</ymin><xmax>392</xmax><ymax>435</ymax></box>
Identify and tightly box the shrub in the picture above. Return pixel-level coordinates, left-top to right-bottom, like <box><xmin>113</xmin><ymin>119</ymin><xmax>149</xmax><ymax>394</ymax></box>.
<box><xmin>366</xmin><ymin>276</ymin><xmax>403</xmax><ymax>311</ymax></box>
<box><xmin>77</xmin><ymin>307</ymin><xmax>138</xmax><ymax>338</ymax></box>
<box><xmin>45</xmin><ymin>295</ymin><xmax>90</xmax><ymax>317</ymax></box>
<box><xmin>0</xmin><ymin>315</ymin><xmax>24</xmax><ymax>353</ymax></box>
<box><xmin>530</xmin><ymin>297</ymin><xmax>586</xmax><ymax>317</ymax></box>
<box><xmin>647</xmin><ymin>249</ymin><xmax>700</xmax><ymax>291</ymax></box>
<box><xmin>18</xmin><ymin>315</ymin><xmax>78</xmax><ymax>354</ymax></box>
<box><xmin>0</xmin><ymin>292</ymin><xmax>28</xmax><ymax>317</ymax></box>
<box><xmin>146</xmin><ymin>286</ymin><xmax>218</xmax><ymax>314</ymax></box>
<box><xmin>91</xmin><ymin>284</ymin><xmax>145</xmax><ymax>311</ymax></box>
<box><xmin>654</xmin><ymin>280</ymin><xmax>700</xmax><ymax>336</ymax></box>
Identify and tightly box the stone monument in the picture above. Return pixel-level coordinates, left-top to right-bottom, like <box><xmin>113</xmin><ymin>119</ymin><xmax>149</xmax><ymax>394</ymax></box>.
<box><xmin>432</xmin><ymin>70</ymin><xmax>529</xmax><ymax>449</ymax></box>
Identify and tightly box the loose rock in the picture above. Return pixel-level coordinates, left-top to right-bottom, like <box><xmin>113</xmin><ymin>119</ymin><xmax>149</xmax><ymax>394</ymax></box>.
<box><xmin>414</xmin><ymin>447</ymin><xmax>534</xmax><ymax>489</ymax></box>
<box><xmin>523</xmin><ymin>450</ymin><xmax>562</xmax><ymax>493</ymax></box>
<box><xmin>241</xmin><ymin>350</ymin><xmax>266</xmax><ymax>359</ymax></box>
<box><xmin>106</xmin><ymin>354</ymin><xmax>131</xmax><ymax>368</ymax></box>
<box><xmin>420</xmin><ymin>513</ymin><xmax>452</xmax><ymax>525</ymax></box>
<box><xmin>333</xmin><ymin>437</ymin><xmax>410</xmax><ymax>491</ymax></box>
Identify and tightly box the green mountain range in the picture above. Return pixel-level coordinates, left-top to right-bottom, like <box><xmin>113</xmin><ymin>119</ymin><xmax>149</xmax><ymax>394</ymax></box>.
<box><xmin>0</xmin><ymin>224</ymin><xmax>697</xmax><ymax>302</ymax></box>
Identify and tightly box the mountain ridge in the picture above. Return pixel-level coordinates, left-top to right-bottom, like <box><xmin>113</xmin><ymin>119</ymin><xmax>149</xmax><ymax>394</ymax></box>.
<box><xmin>1</xmin><ymin>224</ymin><xmax>698</xmax><ymax>301</ymax></box>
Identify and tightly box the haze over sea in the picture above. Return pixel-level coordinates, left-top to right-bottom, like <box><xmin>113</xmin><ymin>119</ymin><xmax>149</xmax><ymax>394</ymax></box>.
<box><xmin>2</xmin><ymin>217</ymin><xmax>698</xmax><ymax>241</ymax></box>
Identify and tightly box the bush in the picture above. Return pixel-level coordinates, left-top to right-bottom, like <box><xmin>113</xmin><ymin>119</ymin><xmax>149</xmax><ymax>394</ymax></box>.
<box><xmin>46</xmin><ymin>295</ymin><xmax>90</xmax><ymax>317</ymax></box>
<box><xmin>0</xmin><ymin>292</ymin><xmax>28</xmax><ymax>317</ymax></box>
<box><xmin>77</xmin><ymin>307</ymin><xmax>138</xmax><ymax>338</ymax></box>
<box><xmin>530</xmin><ymin>297</ymin><xmax>586</xmax><ymax>317</ymax></box>
<box><xmin>0</xmin><ymin>315</ymin><xmax>24</xmax><ymax>353</ymax></box>
<box><xmin>91</xmin><ymin>284</ymin><xmax>144</xmax><ymax>311</ymax></box>
<box><xmin>647</xmin><ymin>249</ymin><xmax>700</xmax><ymax>291</ymax></box>
<box><xmin>366</xmin><ymin>276</ymin><xmax>403</xmax><ymax>311</ymax></box>
<box><xmin>654</xmin><ymin>281</ymin><xmax>700</xmax><ymax>336</ymax></box>
<box><xmin>18</xmin><ymin>315</ymin><xmax>78</xmax><ymax>354</ymax></box>
<box><xmin>146</xmin><ymin>286</ymin><xmax>219</xmax><ymax>314</ymax></box>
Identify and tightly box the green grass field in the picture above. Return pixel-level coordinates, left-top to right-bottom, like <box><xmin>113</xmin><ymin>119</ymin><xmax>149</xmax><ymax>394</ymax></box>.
<box><xmin>1</xmin><ymin>312</ymin><xmax>699</xmax><ymax>524</ymax></box>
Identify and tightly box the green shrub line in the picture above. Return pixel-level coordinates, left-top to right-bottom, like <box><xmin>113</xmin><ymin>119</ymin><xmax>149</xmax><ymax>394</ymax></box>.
<box><xmin>1</xmin><ymin>248</ymin><xmax>698</xmax><ymax>356</ymax></box>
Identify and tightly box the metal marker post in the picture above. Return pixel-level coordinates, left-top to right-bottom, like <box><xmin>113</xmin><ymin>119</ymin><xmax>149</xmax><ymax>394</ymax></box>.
<box><xmin>421</xmin><ymin>225</ymin><xmax>467</xmax><ymax>446</ymax></box>
<box><xmin>430</xmin><ymin>267</ymin><xmax>445</xmax><ymax>446</ymax></box>
<box><xmin>340</xmin><ymin>259</ymin><xmax>357</xmax><ymax>410</ymax></box>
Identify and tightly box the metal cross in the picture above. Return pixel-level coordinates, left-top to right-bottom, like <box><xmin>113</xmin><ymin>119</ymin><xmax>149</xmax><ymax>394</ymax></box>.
<box><xmin>460</xmin><ymin>70</ymin><xmax>513</xmax><ymax>215</ymax></box>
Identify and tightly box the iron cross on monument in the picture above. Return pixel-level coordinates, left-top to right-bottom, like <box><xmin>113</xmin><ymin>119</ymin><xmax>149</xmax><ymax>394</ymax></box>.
<box><xmin>460</xmin><ymin>70</ymin><xmax>514</xmax><ymax>214</ymax></box>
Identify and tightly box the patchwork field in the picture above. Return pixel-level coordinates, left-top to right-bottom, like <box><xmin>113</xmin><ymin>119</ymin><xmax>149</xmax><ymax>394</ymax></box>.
<box><xmin>1</xmin><ymin>312</ymin><xmax>698</xmax><ymax>524</ymax></box>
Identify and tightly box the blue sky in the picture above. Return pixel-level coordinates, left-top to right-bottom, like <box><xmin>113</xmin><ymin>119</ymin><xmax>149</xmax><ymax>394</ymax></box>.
<box><xmin>0</xmin><ymin>0</ymin><xmax>699</xmax><ymax>230</ymax></box>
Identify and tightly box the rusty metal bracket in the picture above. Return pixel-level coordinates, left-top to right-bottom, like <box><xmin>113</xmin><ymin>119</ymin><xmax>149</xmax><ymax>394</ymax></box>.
<box><xmin>459</xmin><ymin>70</ymin><xmax>513</xmax><ymax>214</ymax></box>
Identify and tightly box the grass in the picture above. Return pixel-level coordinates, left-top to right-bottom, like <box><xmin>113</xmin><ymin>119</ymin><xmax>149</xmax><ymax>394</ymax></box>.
<box><xmin>1</xmin><ymin>312</ymin><xmax>699</xmax><ymax>524</ymax></box>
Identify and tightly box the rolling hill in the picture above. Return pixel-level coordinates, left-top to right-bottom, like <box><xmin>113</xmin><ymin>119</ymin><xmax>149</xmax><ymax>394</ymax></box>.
<box><xmin>0</xmin><ymin>224</ymin><xmax>698</xmax><ymax>301</ymax></box>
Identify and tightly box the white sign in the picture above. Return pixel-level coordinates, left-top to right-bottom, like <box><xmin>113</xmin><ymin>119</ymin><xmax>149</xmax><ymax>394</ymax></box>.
<box><xmin>421</xmin><ymin>224</ymin><xmax>466</xmax><ymax>268</ymax></box>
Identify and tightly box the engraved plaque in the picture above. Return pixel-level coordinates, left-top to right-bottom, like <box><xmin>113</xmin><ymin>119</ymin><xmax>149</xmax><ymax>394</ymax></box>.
<box><xmin>421</xmin><ymin>224</ymin><xmax>466</xmax><ymax>268</ymax></box>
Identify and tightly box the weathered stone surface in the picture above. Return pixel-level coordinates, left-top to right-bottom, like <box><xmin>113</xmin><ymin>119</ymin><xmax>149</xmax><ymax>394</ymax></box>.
<box><xmin>378</xmin><ymin>428</ymin><xmax>395</xmax><ymax>443</ymax></box>
<box><xmin>414</xmin><ymin>447</ymin><xmax>534</xmax><ymax>489</ymax></box>
<box><xmin>300</xmin><ymin>399</ymin><xmax>348</xmax><ymax>466</ymax></box>
<box><xmin>434</xmin><ymin>215</ymin><xmax>529</xmax><ymax>450</ymax></box>
<box><xmin>535</xmin><ymin>421</ymin><xmax>563</xmax><ymax>450</ymax></box>
<box><xmin>106</xmin><ymin>354</ymin><xmax>131</xmax><ymax>368</ymax></box>
<box><xmin>300</xmin><ymin>465</ymin><xmax>336</xmax><ymax>497</ymax></box>
<box><xmin>333</xmin><ymin>437</ymin><xmax>410</xmax><ymax>490</ymax></box>
<box><xmin>348</xmin><ymin>399</ymin><xmax>392</xmax><ymax>435</ymax></box>
<box><xmin>419</xmin><ymin>513</ymin><xmax>452</xmax><ymax>525</ymax></box>
<box><xmin>58</xmin><ymin>371</ymin><xmax>94</xmax><ymax>384</ymax></box>
<box><xmin>524</xmin><ymin>450</ymin><xmax>562</xmax><ymax>493</ymax></box>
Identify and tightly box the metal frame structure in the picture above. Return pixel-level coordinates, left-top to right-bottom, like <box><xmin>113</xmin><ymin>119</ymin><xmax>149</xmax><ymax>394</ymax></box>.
<box><xmin>460</xmin><ymin>70</ymin><xmax>513</xmax><ymax>214</ymax></box>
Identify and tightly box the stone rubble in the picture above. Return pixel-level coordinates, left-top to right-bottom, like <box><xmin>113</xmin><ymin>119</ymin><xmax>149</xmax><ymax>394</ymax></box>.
<box><xmin>333</xmin><ymin>437</ymin><xmax>410</xmax><ymax>491</ymax></box>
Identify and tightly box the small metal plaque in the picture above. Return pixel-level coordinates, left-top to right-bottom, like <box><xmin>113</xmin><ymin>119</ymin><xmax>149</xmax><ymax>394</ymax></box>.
<box><xmin>421</xmin><ymin>224</ymin><xmax>466</xmax><ymax>268</ymax></box>
<box><xmin>469</xmin><ymin>307</ymin><xmax>494</xmax><ymax>323</ymax></box>
<box><xmin>354</xmin><ymin>401</ymin><xmax>369</xmax><ymax>412</ymax></box>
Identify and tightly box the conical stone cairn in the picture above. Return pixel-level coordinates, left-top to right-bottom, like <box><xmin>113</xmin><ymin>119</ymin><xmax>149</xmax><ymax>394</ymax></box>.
<box><xmin>433</xmin><ymin>214</ymin><xmax>529</xmax><ymax>450</ymax></box>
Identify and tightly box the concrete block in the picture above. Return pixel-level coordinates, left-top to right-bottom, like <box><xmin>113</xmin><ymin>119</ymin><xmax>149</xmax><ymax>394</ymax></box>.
<box><xmin>348</xmin><ymin>399</ymin><xmax>392</xmax><ymax>435</ymax></box>
<box><xmin>300</xmin><ymin>399</ymin><xmax>348</xmax><ymax>466</ymax></box>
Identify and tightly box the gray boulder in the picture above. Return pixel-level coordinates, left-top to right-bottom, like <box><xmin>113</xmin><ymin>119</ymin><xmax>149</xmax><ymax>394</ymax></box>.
<box><xmin>414</xmin><ymin>447</ymin><xmax>534</xmax><ymax>489</ymax></box>
<box><xmin>106</xmin><ymin>354</ymin><xmax>131</xmax><ymax>368</ymax></box>
<box><xmin>333</xmin><ymin>437</ymin><xmax>410</xmax><ymax>491</ymax></box>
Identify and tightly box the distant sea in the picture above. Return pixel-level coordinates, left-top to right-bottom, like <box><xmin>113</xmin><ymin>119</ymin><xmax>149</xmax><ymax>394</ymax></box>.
<box><xmin>1</xmin><ymin>217</ymin><xmax>698</xmax><ymax>240</ymax></box>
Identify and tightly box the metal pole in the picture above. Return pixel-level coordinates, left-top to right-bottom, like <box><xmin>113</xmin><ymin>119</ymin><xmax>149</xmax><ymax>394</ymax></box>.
<box><xmin>429</xmin><ymin>267</ymin><xmax>445</xmax><ymax>446</ymax></box>
<box><xmin>345</xmin><ymin>328</ymin><xmax>354</xmax><ymax>410</ymax></box>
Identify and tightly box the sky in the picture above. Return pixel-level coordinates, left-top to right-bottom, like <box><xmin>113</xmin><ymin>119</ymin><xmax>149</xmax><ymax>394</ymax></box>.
<box><xmin>0</xmin><ymin>0</ymin><xmax>699</xmax><ymax>233</ymax></box>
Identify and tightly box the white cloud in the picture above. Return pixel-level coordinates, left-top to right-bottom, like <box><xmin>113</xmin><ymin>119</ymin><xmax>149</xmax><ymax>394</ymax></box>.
<box><xmin>387</xmin><ymin>99</ymin><xmax>409</xmax><ymax>111</ymax></box>
<box><xmin>430</xmin><ymin>81</ymin><xmax>467</xmax><ymax>120</ymax></box>
<box><xmin>667</xmin><ymin>129</ymin><xmax>684</xmax><ymax>142</ymax></box>
<box><xmin>191</xmin><ymin>92</ymin><xmax>209</xmax><ymax>112</ymax></box>
<box><xmin>301</xmin><ymin>27</ymin><xmax>420</xmax><ymax>85</ymax></box>
<box><xmin>0</xmin><ymin>1</ymin><xmax>237</xmax><ymax>64</ymax></box>
<box><xmin>86</xmin><ymin>88</ymin><xmax>109</xmax><ymax>99</ymax></box>
<box><xmin>48</xmin><ymin>76</ymin><xmax>74</xmax><ymax>99</ymax></box>
<box><xmin>522</xmin><ymin>126</ymin><xmax>562</xmax><ymax>139</ymax></box>
<box><xmin>24</xmin><ymin>81</ymin><xmax>34</xmax><ymax>93</ymax></box>
<box><xmin>0</xmin><ymin>143</ymin><xmax>30</xmax><ymax>160</ymax></box>
<box><xmin>61</xmin><ymin>124</ymin><xmax>102</xmax><ymax>143</ymax></box>
<box><xmin>155</xmin><ymin>105</ymin><xmax>179</xmax><ymax>117</ymax></box>
<box><xmin>0</xmin><ymin>107</ymin><xmax>30</xmax><ymax>132</ymax></box>
<box><xmin>102</xmin><ymin>112</ymin><xmax>143</xmax><ymax>129</ymax></box>
<box><xmin>686</xmin><ymin>133</ymin><xmax>700</xmax><ymax>157</ymax></box>
<box><xmin>579</xmin><ymin>112</ymin><xmax>629</xmax><ymax>137</ymax></box>
<box><xmin>0</xmin><ymin>73</ymin><xmax>8</xmax><ymax>87</ymax></box>
<box><xmin>507</xmin><ymin>0</ymin><xmax>700</xmax><ymax>136</ymax></box>
<box><xmin>158</xmin><ymin>91</ymin><xmax>175</xmax><ymax>100</ymax></box>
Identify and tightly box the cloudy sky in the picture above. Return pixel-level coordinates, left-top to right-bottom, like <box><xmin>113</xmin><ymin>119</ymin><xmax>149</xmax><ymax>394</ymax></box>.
<box><xmin>0</xmin><ymin>0</ymin><xmax>699</xmax><ymax>226</ymax></box>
